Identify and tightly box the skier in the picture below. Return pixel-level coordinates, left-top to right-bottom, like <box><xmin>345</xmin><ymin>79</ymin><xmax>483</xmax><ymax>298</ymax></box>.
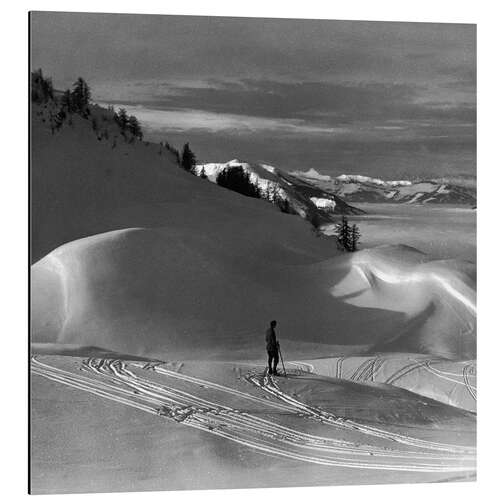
<box><xmin>265</xmin><ymin>320</ymin><xmax>279</xmax><ymax>375</ymax></box>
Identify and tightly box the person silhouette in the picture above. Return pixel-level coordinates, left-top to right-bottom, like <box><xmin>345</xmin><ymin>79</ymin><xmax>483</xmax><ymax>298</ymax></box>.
<box><xmin>265</xmin><ymin>320</ymin><xmax>279</xmax><ymax>375</ymax></box>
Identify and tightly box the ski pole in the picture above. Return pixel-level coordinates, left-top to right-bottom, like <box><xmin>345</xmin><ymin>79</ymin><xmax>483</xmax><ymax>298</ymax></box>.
<box><xmin>278</xmin><ymin>342</ymin><xmax>287</xmax><ymax>378</ymax></box>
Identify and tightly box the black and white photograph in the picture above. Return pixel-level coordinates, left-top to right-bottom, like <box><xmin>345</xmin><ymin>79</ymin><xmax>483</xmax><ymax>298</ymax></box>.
<box><xmin>28</xmin><ymin>7</ymin><xmax>478</xmax><ymax>496</ymax></box>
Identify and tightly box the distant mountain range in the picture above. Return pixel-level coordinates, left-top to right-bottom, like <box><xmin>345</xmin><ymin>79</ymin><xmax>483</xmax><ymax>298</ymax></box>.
<box><xmin>195</xmin><ymin>160</ymin><xmax>364</xmax><ymax>223</ymax></box>
<box><xmin>290</xmin><ymin>169</ymin><xmax>477</xmax><ymax>205</ymax></box>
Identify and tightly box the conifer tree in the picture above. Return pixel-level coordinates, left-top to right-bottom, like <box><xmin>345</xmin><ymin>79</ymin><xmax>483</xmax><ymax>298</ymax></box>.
<box><xmin>216</xmin><ymin>166</ymin><xmax>261</xmax><ymax>198</ymax></box>
<box><xmin>350</xmin><ymin>223</ymin><xmax>361</xmax><ymax>252</ymax></box>
<box><xmin>199</xmin><ymin>166</ymin><xmax>207</xmax><ymax>179</ymax></box>
<box><xmin>71</xmin><ymin>77</ymin><xmax>91</xmax><ymax>116</ymax></box>
<box><xmin>127</xmin><ymin>115</ymin><xmax>143</xmax><ymax>140</ymax></box>
<box><xmin>333</xmin><ymin>216</ymin><xmax>361</xmax><ymax>252</ymax></box>
<box><xmin>334</xmin><ymin>215</ymin><xmax>351</xmax><ymax>251</ymax></box>
<box><xmin>181</xmin><ymin>143</ymin><xmax>197</xmax><ymax>173</ymax></box>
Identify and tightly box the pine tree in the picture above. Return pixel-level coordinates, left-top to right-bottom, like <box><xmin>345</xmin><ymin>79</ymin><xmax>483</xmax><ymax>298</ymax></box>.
<box><xmin>333</xmin><ymin>216</ymin><xmax>361</xmax><ymax>251</ymax></box>
<box><xmin>350</xmin><ymin>224</ymin><xmax>361</xmax><ymax>252</ymax></box>
<box><xmin>127</xmin><ymin>115</ymin><xmax>143</xmax><ymax>140</ymax></box>
<box><xmin>334</xmin><ymin>215</ymin><xmax>351</xmax><ymax>251</ymax></box>
<box><xmin>199</xmin><ymin>166</ymin><xmax>207</xmax><ymax>179</ymax></box>
<box><xmin>71</xmin><ymin>77</ymin><xmax>91</xmax><ymax>116</ymax></box>
<box><xmin>216</xmin><ymin>167</ymin><xmax>261</xmax><ymax>198</ymax></box>
<box><xmin>181</xmin><ymin>143</ymin><xmax>196</xmax><ymax>173</ymax></box>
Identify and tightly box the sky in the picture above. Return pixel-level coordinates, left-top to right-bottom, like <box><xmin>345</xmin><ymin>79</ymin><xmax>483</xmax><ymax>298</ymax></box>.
<box><xmin>30</xmin><ymin>12</ymin><xmax>476</xmax><ymax>179</ymax></box>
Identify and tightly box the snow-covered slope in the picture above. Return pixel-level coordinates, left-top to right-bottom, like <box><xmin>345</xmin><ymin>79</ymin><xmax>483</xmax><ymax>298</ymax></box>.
<box><xmin>195</xmin><ymin>159</ymin><xmax>364</xmax><ymax>223</ymax></box>
<box><xmin>32</xmin><ymin>231</ymin><xmax>475</xmax><ymax>362</ymax></box>
<box><xmin>291</xmin><ymin>169</ymin><xmax>476</xmax><ymax>205</ymax></box>
<box><xmin>295</xmin><ymin>354</ymin><xmax>476</xmax><ymax>412</ymax></box>
<box><xmin>31</xmin><ymin>101</ymin><xmax>475</xmax><ymax>362</ymax></box>
<box><xmin>328</xmin><ymin>245</ymin><xmax>476</xmax><ymax>359</ymax></box>
<box><xmin>31</xmin><ymin>105</ymin><xmax>336</xmax><ymax>263</ymax></box>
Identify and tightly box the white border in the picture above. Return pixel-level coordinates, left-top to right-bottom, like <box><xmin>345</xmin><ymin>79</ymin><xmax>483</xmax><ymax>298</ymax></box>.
<box><xmin>2</xmin><ymin>1</ymin><xmax>498</xmax><ymax>500</ymax></box>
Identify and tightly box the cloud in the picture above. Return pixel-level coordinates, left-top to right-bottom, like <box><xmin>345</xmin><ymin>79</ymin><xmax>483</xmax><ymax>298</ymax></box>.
<box><xmin>31</xmin><ymin>12</ymin><xmax>475</xmax><ymax>179</ymax></box>
<box><xmin>104</xmin><ymin>103</ymin><xmax>347</xmax><ymax>136</ymax></box>
<box><xmin>31</xmin><ymin>13</ymin><xmax>475</xmax><ymax>87</ymax></box>
<box><xmin>100</xmin><ymin>78</ymin><xmax>475</xmax><ymax>132</ymax></box>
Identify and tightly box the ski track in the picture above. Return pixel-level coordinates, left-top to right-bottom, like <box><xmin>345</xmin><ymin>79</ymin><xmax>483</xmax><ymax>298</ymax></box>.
<box><xmin>31</xmin><ymin>356</ymin><xmax>475</xmax><ymax>473</ymax></box>
<box><xmin>287</xmin><ymin>356</ymin><xmax>476</xmax><ymax>410</ymax></box>
<box><xmin>245</xmin><ymin>372</ymin><xmax>474</xmax><ymax>455</ymax></box>
<box><xmin>462</xmin><ymin>364</ymin><xmax>477</xmax><ymax>401</ymax></box>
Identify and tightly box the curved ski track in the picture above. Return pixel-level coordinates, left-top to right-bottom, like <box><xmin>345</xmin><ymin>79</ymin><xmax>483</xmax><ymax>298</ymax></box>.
<box><xmin>31</xmin><ymin>357</ymin><xmax>475</xmax><ymax>473</ymax></box>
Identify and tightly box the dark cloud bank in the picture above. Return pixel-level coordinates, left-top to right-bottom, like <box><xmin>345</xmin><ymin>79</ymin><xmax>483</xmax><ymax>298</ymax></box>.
<box><xmin>31</xmin><ymin>12</ymin><xmax>476</xmax><ymax>179</ymax></box>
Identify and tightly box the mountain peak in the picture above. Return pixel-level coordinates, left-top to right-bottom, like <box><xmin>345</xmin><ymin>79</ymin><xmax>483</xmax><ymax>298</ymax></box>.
<box><xmin>227</xmin><ymin>158</ymin><xmax>244</xmax><ymax>166</ymax></box>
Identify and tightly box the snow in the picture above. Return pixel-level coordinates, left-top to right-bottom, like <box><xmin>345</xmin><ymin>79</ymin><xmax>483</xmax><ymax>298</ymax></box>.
<box><xmin>194</xmin><ymin>159</ymin><xmax>359</xmax><ymax>219</ymax></box>
<box><xmin>261</xmin><ymin>164</ymin><xmax>276</xmax><ymax>174</ymax></box>
<box><xmin>291</xmin><ymin>168</ymin><xmax>475</xmax><ymax>205</ymax></box>
<box><xmin>408</xmin><ymin>192</ymin><xmax>424</xmax><ymax>203</ymax></box>
<box><xmin>310</xmin><ymin>196</ymin><xmax>336</xmax><ymax>211</ymax></box>
<box><xmin>336</xmin><ymin>174</ymin><xmax>412</xmax><ymax>187</ymax></box>
<box><xmin>31</xmin><ymin>354</ymin><xmax>476</xmax><ymax>493</ymax></box>
<box><xmin>323</xmin><ymin>202</ymin><xmax>476</xmax><ymax>263</ymax></box>
<box><xmin>437</xmin><ymin>184</ymin><xmax>450</xmax><ymax>194</ymax></box>
<box><xmin>297</xmin><ymin>354</ymin><xmax>476</xmax><ymax>412</ymax></box>
<box><xmin>30</xmin><ymin>101</ymin><xmax>476</xmax><ymax>493</ymax></box>
<box><xmin>397</xmin><ymin>183</ymin><xmax>437</xmax><ymax>196</ymax></box>
<box><xmin>291</xmin><ymin>167</ymin><xmax>332</xmax><ymax>182</ymax></box>
<box><xmin>31</xmin><ymin>105</ymin><xmax>476</xmax><ymax>363</ymax></box>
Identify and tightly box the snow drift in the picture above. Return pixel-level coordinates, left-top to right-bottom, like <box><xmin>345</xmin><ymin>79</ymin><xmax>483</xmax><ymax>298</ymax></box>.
<box><xmin>32</xmin><ymin>234</ymin><xmax>475</xmax><ymax>362</ymax></box>
<box><xmin>328</xmin><ymin>245</ymin><xmax>476</xmax><ymax>359</ymax></box>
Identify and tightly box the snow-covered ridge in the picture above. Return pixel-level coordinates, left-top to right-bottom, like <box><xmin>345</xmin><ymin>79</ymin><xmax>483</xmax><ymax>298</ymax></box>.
<box><xmin>336</xmin><ymin>174</ymin><xmax>412</xmax><ymax>187</ymax></box>
<box><xmin>291</xmin><ymin>169</ymin><xmax>413</xmax><ymax>187</ymax></box>
<box><xmin>195</xmin><ymin>159</ymin><xmax>363</xmax><ymax>220</ymax></box>
<box><xmin>294</xmin><ymin>168</ymin><xmax>332</xmax><ymax>182</ymax></box>
<box><xmin>291</xmin><ymin>169</ymin><xmax>476</xmax><ymax>205</ymax></box>
<box><xmin>194</xmin><ymin>160</ymin><xmax>288</xmax><ymax>200</ymax></box>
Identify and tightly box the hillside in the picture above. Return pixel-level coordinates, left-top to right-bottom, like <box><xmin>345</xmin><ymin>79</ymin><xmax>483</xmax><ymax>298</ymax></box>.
<box><xmin>31</xmin><ymin>102</ymin><xmax>334</xmax><ymax>263</ymax></box>
<box><xmin>194</xmin><ymin>159</ymin><xmax>364</xmax><ymax>224</ymax></box>
<box><xmin>291</xmin><ymin>169</ymin><xmax>476</xmax><ymax>205</ymax></box>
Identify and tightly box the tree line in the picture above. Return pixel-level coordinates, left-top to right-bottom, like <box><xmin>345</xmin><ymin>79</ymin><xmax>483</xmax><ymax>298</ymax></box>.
<box><xmin>31</xmin><ymin>69</ymin><xmax>143</xmax><ymax>142</ymax></box>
